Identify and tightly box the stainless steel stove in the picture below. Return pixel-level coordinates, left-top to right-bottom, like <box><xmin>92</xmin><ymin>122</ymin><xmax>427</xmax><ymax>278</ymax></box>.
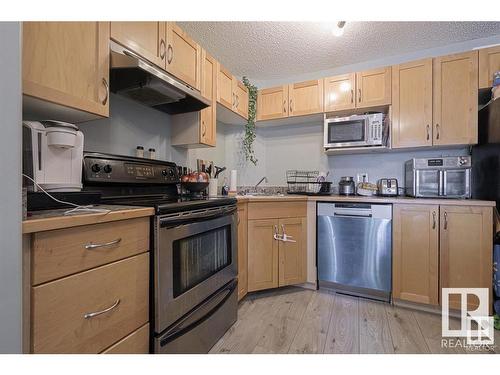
<box><xmin>83</xmin><ymin>152</ymin><xmax>238</xmax><ymax>354</ymax></box>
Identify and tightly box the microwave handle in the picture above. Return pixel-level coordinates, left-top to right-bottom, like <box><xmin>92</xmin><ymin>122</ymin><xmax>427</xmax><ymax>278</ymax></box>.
<box><xmin>442</xmin><ymin>170</ymin><xmax>447</xmax><ymax>196</ymax></box>
<box><xmin>438</xmin><ymin>170</ymin><xmax>445</xmax><ymax>196</ymax></box>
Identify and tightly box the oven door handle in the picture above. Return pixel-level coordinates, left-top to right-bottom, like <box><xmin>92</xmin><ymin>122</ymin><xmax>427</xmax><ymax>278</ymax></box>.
<box><xmin>159</xmin><ymin>206</ymin><xmax>237</xmax><ymax>228</ymax></box>
<box><xmin>159</xmin><ymin>279</ymin><xmax>237</xmax><ymax>347</ymax></box>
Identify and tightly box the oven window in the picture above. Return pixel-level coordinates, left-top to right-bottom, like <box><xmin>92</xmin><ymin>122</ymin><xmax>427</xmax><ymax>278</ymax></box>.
<box><xmin>328</xmin><ymin>120</ymin><xmax>365</xmax><ymax>143</ymax></box>
<box><xmin>445</xmin><ymin>170</ymin><xmax>468</xmax><ymax>196</ymax></box>
<box><xmin>172</xmin><ymin>225</ymin><xmax>232</xmax><ymax>298</ymax></box>
<box><xmin>416</xmin><ymin>170</ymin><xmax>440</xmax><ymax>196</ymax></box>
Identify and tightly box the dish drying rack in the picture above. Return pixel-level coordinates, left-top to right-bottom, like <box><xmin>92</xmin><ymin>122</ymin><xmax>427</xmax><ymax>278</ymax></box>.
<box><xmin>286</xmin><ymin>170</ymin><xmax>331</xmax><ymax>195</ymax></box>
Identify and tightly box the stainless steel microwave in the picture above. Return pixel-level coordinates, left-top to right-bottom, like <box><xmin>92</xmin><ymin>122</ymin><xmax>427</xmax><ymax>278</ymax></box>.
<box><xmin>324</xmin><ymin>113</ymin><xmax>385</xmax><ymax>149</ymax></box>
<box><xmin>405</xmin><ymin>156</ymin><xmax>471</xmax><ymax>198</ymax></box>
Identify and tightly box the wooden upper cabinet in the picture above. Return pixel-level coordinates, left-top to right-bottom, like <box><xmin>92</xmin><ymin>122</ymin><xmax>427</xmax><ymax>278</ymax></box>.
<box><xmin>278</xmin><ymin>217</ymin><xmax>307</xmax><ymax>287</ymax></box>
<box><xmin>324</xmin><ymin>73</ymin><xmax>356</xmax><ymax>112</ymax></box>
<box><xmin>440</xmin><ymin>205</ymin><xmax>492</xmax><ymax>311</ymax></box>
<box><xmin>479</xmin><ymin>46</ymin><xmax>500</xmax><ymax>88</ymax></box>
<box><xmin>233</xmin><ymin>79</ymin><xmax>249</xmax><ymax>119</ymax></box>
<box><xmin>356</xmin><ymin>67</ymin><xmax>391</xmax><ymax>108</ymax></box>
<box><xmin>110</xmin><ymin>22</ymin><xmax>166</xmax><ymax>68</ymax></box>
<box><xmin>247</xmin><ymin>219</ymin><xmax>279</xmax><ymax>292</ymax></box>
<box><xmin>23</xmin><ymin>22</ymin><xmax>110</xmax><ymax>118</ymax></box>
<box><xmin>391</xmin><ymin>59</ymin><xmax>433</xmax><ymax>148</ymax></box>
<box><xmin>392</xmin><ymin>204</ymin><xmax>439</xmax><ymax>306</ymax></box>
<box><xmin>433</xmin><ymin>51</ymin><xmax>478</xmax><ymax>146</ymax></box>
<box><xmin>200</xmin><ymin>49</ymin><xmax>217</xmax><ymax>146</ymax></box>
<box><xmin>166</xmin><ymin>22</ymin><xmax>201</xmax><ymax>90</ymax></box>
<box><xmin>217</xmin><ymin>63</ymin><xmax>234</xmax><ymax>110</ymax></box>
<box><xmin>256</xmin><ymin>86</ymin><xmax>289</xmax><ymax>121</ymax></box>
<box><xmin>288</xmin><ymin>79</ymin><xmax>324</xmax><ymax>117</ymax></box>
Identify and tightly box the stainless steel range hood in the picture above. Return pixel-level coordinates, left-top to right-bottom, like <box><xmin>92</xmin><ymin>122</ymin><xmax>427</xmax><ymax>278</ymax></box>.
<box><xmin>110</xmin><ymin>41</ymin><xmax>210</xmax><ymax>114</ymax></box>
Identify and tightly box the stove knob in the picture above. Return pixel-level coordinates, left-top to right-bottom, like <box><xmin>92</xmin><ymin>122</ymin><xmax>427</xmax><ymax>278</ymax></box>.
<box><xmin>161</xmin><ymin>169</ymin><xmax>168</xmax><ymax>176</ymax></box>
<box><xmin>103</xmin><ymin>165</ymin><xmax>112</xmax><ymax>173</ymax></box>
<box><xmin>168</xmin><ymin>169</ymin><xmax>175</xmax><ymax>177</ymax></box>
<box><xmin>91</xmin><ymin>164</ymin><xmax>101</xmax><ymax>173</ymax></box>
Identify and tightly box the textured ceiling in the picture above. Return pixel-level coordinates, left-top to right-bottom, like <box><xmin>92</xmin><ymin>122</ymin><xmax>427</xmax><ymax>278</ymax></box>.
<box><xmin>178</xmin><ymin>22</ymin><xmax>500</xmax><ymax>81</ymax></box>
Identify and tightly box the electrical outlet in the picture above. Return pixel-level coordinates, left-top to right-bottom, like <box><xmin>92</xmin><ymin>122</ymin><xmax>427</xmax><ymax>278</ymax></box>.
<box><xmin>357</xmin><ymin>173</ymin><xmax>368</xmax><ymax>183</ymax></box>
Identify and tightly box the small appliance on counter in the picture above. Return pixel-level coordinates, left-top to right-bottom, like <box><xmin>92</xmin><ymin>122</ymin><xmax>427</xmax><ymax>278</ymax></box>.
<box><xmin>338</xmin><ymin>176</ymin><xmax>356</xmax><ymax>195</ymax></box>
<box><xmin>378</xmin><ymin>178</ymin><xmax>398</xmax><ymax>197</ymax></box>
<box><xmin>23</xmin><ymin>120</ymin><xmax>84</xmax><ymax>192</ymax></box>
<box><xmin>405</xmin><ymin>156</ymin><xmax>471</xmax><ymax>198</ymax></box>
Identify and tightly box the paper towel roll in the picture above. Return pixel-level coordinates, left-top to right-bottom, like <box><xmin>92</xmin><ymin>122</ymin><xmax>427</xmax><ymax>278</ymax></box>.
<box><xmin>229</xmin><ymin>170</ymin><xmax>237</xmax><ymax>193</ymax></box>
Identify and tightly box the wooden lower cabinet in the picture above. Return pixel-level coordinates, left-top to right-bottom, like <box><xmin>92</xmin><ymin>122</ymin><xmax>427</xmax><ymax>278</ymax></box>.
<box><xmin>393</xmin><ymin>203</ymin><xmax>493</xmax><ymax>311</ymax></box>
<box><xmin>102</xmin><ymin>323</ymin><xmax>150</xmax><ymax>354</ymax></box>
<box><xmin>393</xmin><ymin>204</ymin><xmax>439</xmax><ymax>305</ymax></box>
<box><xmin>247</xmin><ymin>219</ymin><xmax>279</xmax><ymax>292</ymax></box>
<box><xmin>278</xmin><ymin>217</ymin><xmax>307</xmax><ymax>287</ymax></box>
<box><xmin>247</xmin><ymin>215</ymin><xmax>307</xmax><ymax>292</ymax></box>
<box><xmin>440</xmin><ymin>205</ymin><xmax>493</xmax><ymax>311</ymax></box>
<box><xmin>237</xmin><ymin>202</ymin><xmax>248</xmax><ymax>301</ymax></box>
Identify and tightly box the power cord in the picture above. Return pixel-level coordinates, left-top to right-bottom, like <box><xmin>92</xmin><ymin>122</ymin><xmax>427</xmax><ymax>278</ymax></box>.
<box><xmin>22</xmin><ymin>174</ymin><xmax>110</xmax><ymax>216</ymax></box>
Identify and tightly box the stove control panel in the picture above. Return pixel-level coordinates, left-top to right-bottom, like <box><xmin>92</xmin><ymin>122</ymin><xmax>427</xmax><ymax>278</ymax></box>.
<box><xmin>83</xmin><ymin>153</ymin><xmax>179</xmax><ymax>185</ymax></box>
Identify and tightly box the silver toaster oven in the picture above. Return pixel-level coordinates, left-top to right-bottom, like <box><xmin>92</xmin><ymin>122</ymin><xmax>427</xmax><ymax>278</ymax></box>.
<box><xmin>405</xmin><ymin>156</ymin><xmax>471</xmax><ymax>198</ymax></box>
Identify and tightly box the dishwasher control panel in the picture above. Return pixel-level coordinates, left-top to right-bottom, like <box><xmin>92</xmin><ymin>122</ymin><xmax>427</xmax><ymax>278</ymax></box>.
<box><xmin>317</xmin><ymin>202</ymin><xmax>392</xmax><ymax>219</ymax></box>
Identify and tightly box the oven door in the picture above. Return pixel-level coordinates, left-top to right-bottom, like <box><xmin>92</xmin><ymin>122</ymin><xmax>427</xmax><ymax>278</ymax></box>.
<box><xmin>324</xmin><ymin>115</ymin><xmax>369</xmax><ymax>148</ymax></box>
<box><xmin>154</xmin><ymin>205</ymin><xmax>237</xmax><ymax>332</ymax></box>
<box><xmin>415</xmin><ymin>169</ymin><xmax>441</xmax><ymax>197</ymax></box>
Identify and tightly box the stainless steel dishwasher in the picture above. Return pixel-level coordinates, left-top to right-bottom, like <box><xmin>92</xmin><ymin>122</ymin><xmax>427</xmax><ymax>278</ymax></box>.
<box><xmin>317</xmin><ymin>202</ymin><xmax>392</xmax><ymax>302</ymax></box>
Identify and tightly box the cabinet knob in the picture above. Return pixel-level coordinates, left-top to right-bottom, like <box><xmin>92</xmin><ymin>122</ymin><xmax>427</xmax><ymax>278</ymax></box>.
<box><xmin>351</xmin><ymin>89</ymin><xmax>354</xmax><ymax>104</ymax></box>
<box><xmin>289</xmin><ymin>99</ymin><xmax>293</xmax><ymax>113</ymax></box>
<box><xmin>436</xmin><ymin>124</ymin><xmax>440</xmax><ymax>140</ymax></box>
<box><xmin>443</xmin><ymin>211</ymin><xmax>448</xmax><ymax>230</ymax></box>
<box><xmin>358</xmin><ymin>88</ymin><xmax>361</xmax><ymax>103</ymax></box>
<box><xmin>426</xmin><ymin>125</ymin><xmax>430</xmax><ymax>141</ymax></box>
<box><xmin>432</xmin><ymin>211</ymin><xmax>436</xmax><ymax>229</ymax></box>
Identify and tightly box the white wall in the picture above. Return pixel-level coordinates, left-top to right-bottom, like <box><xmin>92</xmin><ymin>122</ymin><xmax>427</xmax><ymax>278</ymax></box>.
<box><xmin>0</xmin><ymin>22</ymin><xmax>22</xmax><ymax>353</ymax></box>
<box><xmin>79</xmin><ymin>94</ymin><xmax>228</xmax><ymax>177</ymax></box>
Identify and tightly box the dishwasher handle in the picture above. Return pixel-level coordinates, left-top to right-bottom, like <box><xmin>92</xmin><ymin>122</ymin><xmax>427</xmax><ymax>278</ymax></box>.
<box><xmin>332</xmin><ymin>208</ymin><xmax>372</xmax><ymax>217</ymax></box>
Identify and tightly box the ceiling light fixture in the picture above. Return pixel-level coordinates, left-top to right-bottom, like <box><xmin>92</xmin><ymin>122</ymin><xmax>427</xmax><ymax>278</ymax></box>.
<box><xmin>332</xmin><ymin>21</ymin><xmax>346</xmax><ymax>37</ymax></box>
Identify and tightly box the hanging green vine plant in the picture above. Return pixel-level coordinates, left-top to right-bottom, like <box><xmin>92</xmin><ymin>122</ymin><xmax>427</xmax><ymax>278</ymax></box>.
<box><xmin>242</xmin><ymin>76</ymin><xmax>258</xmax><ymax>165</ymax></box>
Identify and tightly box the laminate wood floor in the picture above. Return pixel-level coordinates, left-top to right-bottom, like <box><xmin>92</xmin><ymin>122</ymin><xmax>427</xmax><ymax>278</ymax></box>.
<box><xmin>210</xmin><ymin>287</ymin><xmax>500</xmax><ymax>354</ymax></box>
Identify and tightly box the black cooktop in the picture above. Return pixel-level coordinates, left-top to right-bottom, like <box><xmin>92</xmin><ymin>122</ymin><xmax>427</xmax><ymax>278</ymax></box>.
<box><xmin>103</xmin><ymin>195</ymin><xmax>237</xmax><ymax>215</ymax></box>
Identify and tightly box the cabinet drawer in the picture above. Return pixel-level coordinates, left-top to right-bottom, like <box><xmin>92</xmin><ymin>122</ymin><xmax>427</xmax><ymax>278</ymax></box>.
<box><xmin>32</xmin><ymin>217</ymin><xmax>149</xmax><ymax>285</ymax></box>
<box><xmin>247</xmin><ymin>201</ymin><xmax>307</xmax><ymax>220</ymax></box>
<box><xmin>102</xmin><ymin>323</ymin><xmax>150</xmax><ymax>354</ymax></box>
<box><xmin>32</xmin><ymin>253</ymin><xmax>149</xmax><ymax>353</ymax></box>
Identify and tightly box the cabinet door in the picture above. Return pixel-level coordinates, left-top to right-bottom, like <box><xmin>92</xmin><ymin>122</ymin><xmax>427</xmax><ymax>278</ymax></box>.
<box><xmin>256</xmin><ymin>86</ymin><xmax>289</xmax><ymax>121</ymax></box>
<box><xmin>391</xmin><ymin>59</ymin><xmax>433</xmax><ymax>148</ymax></box>
<box><xmin>217</xmin><ymin>63</ymin><xmax>234</xmax><ymax>110</ymax></box>
<box><xmin>324</xmin><ymin>73</ymin><xmax>356</xmax><ymax>112</ymax></box>
<box><xmin>200</xmin><ymin>50</ymin><xmax>217</xmax><ymax>146</ymax></box>
<box><xmin>393</xmin><ymin>204</ymin><xmax>439</xmax><ymax>305</ymax></box>
<box><xmin>23</xmin><ymin>22</ymin><xmax>110</xmax><ymax>117</ymax></box>
<box><xmin>433</xmin><ymin>51</ymin><xmax>478</xmax><ymax>146</ymax></box>
<box><xmin>479</xmin><ymin>46</ymin><xmax>500</xmax><ymax>89</ymax></box>
<box><xmin>247</xmin><ymin>219</ymin><xmax>279</xmax><ymax>292</ymax></box>
<box><xmin>440</xmin><ymin>205</ymin><xmax>493</xmax><ymax>311</ymax></box>
<box><xmin>110</xmin><ymin>22</ymin><xmax>166</xmax><ymax>68</ymax></box>
<box><xmin>356</xmin><ymin>67</ymin><xmax>391</xmax><ymax>108</ymax></box>
<box><xmin>237</xmin><ymin>203</ymin><xmax>248</xmax><ymax>301</ymax></box>
<box><xmin>278</xmin><ymin>217</ymin><xmax>307</xmax><ymax>287</ymax></box>
<box><xmin>288</xmin><ymin>79</ymin><xmax>324</xmax><ymax>117</ymax></box>
<box><xmin>233</xmin><ymin>79</ymin><xmax>249</xmax><ymax>119</ymax></box>
<box><xmin>166</xmin><ymin>22</ymin><xmax>201</xmax><ymax>90</ymax></box>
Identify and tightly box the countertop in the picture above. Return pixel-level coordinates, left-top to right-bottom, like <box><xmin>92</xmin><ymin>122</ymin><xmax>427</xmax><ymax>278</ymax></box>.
<box><xmin>237</xmin><ymin>194</ymin><xmax>496</xmax><ymax>207</ymax></box>
<box><xmin>22</xmin><ymin>205</ymin><xmax>155</xmax><ymax>234</ymax></box>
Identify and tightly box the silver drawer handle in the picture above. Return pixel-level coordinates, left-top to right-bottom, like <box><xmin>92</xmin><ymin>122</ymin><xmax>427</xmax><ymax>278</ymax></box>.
<box><xmin>85</xmin><ymin>238</ymin><xmax>122</xmax><ymax>250</ymax></box>
<box><xmin>84</xmin><ymin>299</ymin><xmax>120</xmax><ymax>319</ymax></box>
